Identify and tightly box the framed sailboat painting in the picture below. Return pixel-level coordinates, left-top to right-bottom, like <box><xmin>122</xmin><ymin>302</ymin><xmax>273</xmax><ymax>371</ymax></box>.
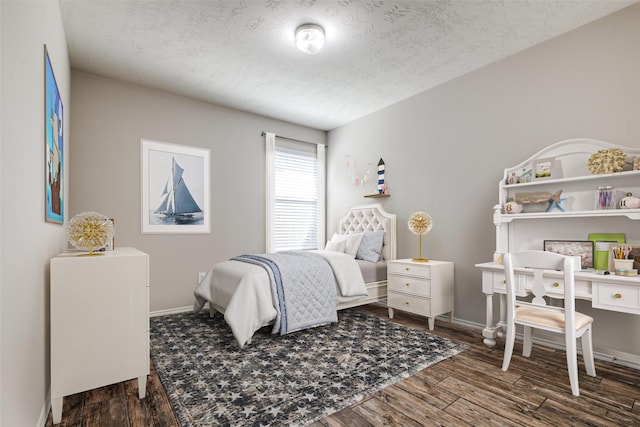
<box><xmin>141</xmin><ymin>139</ymin><xmax>210</xmax><ymax>234</ymax></box>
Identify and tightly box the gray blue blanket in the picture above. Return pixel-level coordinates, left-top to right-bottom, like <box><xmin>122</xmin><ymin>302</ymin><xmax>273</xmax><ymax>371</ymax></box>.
<box><xmin>232</xmin><ymin>251</ymin><xmax>337</xmax><ymax>335</ymax></box>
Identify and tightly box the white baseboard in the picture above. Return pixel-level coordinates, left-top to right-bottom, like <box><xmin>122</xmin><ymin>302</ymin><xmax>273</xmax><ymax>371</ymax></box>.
<box><xmin>149</xmin><ymin>306</ymin><xmax>194</xmax><ymax>317</ymax></box>
<box><xmin>38</xmin><ymin>389</ymin><xmax>51</xmax><ymax>427</ymax></box>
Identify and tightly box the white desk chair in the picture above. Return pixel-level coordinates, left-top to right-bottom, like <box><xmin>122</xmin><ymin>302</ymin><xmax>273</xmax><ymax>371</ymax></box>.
<box><xmin>502</xmin><ymin>250</ymin><xmax>596</xmax><ymax>396</ymax></box>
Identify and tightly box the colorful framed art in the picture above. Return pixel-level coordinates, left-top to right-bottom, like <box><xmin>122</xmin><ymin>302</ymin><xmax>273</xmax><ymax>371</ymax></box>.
<box><xmin>44</xmin><ymin>45</ymin><xmax>64</xmax><ymax>224</ymax></box>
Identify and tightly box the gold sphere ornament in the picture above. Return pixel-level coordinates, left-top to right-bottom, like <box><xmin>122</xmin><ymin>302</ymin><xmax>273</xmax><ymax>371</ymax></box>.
<box><xmin>66</xmin><ymin>212</ymin><xmax>114</xmax><ymax>255</ymax></box>
<box><xmin>408</xmin><ymin>212</ymin><xmax>432</xmax><ymax>262</ymax></box>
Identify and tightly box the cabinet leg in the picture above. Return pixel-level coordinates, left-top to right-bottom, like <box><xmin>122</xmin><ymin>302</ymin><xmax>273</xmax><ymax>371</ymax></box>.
<box><xmin>138</xmin><ymin>375</ymin><xmax>147</xmax><ymax>398</ymax></box>
<box><xmin>428</xmin><ymin>317</ymin><xmax>435</xmax><ymax>330</ymax></box>
<box><xmin>388</xmin><ymin>307</ymin><xmax>394</xmax><ymax>319</ymax></box>
<box><xmin>52</xmin><ymin>396</ymin><xmax>63</xmax><ymax>424</ymax></box>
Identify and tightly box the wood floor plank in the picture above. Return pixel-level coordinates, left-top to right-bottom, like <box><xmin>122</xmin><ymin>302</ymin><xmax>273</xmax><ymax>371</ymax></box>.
<box><xmin>537</xmin><ymin>396</ymin><xmax>640</xmax><ymax>426</ymax></box>
<box><xmin>444</xmin><ymin>398</ymin><xmax>525</xmax><ymax>427</ymax></box>
<box><xmin>435</xmin><ymin>375</ymin><xmax>552</xmax><ymax>426</ymax></box>
<box><xmin>393</xmin><ymin>372</ymin><xmax>458</xmax><ymax>410</ymax></box>
<box><xmin>349</xmin><ymin>395</ymin><xmax>429</xmax><ymax>427</ymax></box>
<box><xmin>376</xmin><ymin>383</ymin><xmax>472</xmax><ymax>426</ymax></box>
<box><xmin>312</xmin><ymin>407</ymin><xmax>375</xmax><ymax>427</ymax></box>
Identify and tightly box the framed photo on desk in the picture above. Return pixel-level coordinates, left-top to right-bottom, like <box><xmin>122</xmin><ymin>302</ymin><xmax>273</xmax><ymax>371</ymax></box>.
<box><xmin>543</xmin><ymin>240</ymin><xmax>594</xmax><ymax>269</ymax></box>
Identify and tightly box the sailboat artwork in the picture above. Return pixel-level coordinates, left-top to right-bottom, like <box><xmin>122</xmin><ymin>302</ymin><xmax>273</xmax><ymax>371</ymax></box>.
<box><xmin>142</xmin><ymin>139</ymin><xmax>210</xmax><ymax>234</ymax></box>
<box><xmin>151</xmin><ymin>157</ymin><xmax>204</xmax><ymax>225</ymax></box>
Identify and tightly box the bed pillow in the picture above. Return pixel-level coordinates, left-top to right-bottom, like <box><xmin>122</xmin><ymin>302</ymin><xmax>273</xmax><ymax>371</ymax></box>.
<box><xmin>329</xmin><ymin>233</ymin><xmax>363</xmax><ymax>258</ymax></box>
<box><xmin>355</xmin><ymin>230</ymin><xmax>385</xmax><ymax>262</ymax></box>
<box><xmin>325</xmin><ymin>239</ymin><xmax>347</xmax><ymax>253</ymax></box>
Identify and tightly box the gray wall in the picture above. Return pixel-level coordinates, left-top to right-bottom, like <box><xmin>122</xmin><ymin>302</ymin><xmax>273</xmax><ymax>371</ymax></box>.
<box><xmin>69</xmin><ymin>71</ymin><xmax>326</xmax><ymax>312</ymax></box>
<box><xmin>1</xmin><ymin>1</ymin><xmax>70</xmax><ymax>425</ymax></box>
<box><xmin>327</xmin><ymin>5</ymin><xmax>640</xmax><ymax>356</ymax></box>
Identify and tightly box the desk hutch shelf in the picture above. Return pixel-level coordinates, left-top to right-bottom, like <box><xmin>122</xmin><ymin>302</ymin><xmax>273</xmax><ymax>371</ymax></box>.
<box><xmin>476</xmin><ymin>138</ymin><xmax>640</xmax><ymax>348</ymax></box>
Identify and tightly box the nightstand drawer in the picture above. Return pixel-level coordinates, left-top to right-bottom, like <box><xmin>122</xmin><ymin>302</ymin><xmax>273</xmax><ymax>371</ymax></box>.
<box><xmin>387</xmin><ymin>262</ymin><xmax>431</xmax><ymax>278</ymax></box>
<box><xmin>387</xmin><ymin>292</ymin><xmax>431</xmax><ymax>317</ymax></box>
<box><xmin>388</xmin><ymin>275</ymin><xmax>431</xmax><ymax>297</ymax></box>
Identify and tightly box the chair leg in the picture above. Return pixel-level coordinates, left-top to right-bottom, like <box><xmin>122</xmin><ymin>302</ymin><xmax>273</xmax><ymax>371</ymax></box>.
<box><xmin>522</xmin><ymin>326</ymin><xmax>533</xmax><ymax>357</ymax></box>
<box><xmin>581</xmin><ymin>327</ymin><xmax>596</xmax><ymax>377</ymax></box>
<box><xmin>565</xmin><ymin>334</ymin><xmax>580</xmax><ymax>397</ymax></box>
<box><xmin>502</xmin><ymin>322</ymin><xmax>516</xmax><ymax>371</ymax></box>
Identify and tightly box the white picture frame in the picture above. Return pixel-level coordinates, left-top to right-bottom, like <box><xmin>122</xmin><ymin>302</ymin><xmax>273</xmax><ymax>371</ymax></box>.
<box><xmin>141</xmin><ymin>139</ymin><xmax>210</xmax><ymax>234</ymax></box>
<box><xmin>532</xmin><ymin>157</ymin><xmax>562</xmax><ymax>180</ymax></box>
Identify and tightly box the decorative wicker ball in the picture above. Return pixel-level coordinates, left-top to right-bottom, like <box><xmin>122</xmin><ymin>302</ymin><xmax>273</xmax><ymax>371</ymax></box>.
<box><xmin>587</xmin><ymin>148</ymin><xmax>627</xmax><ymax>174</ymax></box>
<box><xmin>66</xmin><ymin>212</ymin><xmax>114</xmax><ymax>254</ymax></box>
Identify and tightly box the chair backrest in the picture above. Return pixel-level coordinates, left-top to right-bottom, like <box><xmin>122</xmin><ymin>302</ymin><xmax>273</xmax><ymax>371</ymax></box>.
<box><xmin>503</xmin><ymin>250</ymin><xmax>581</xmax><ymax>331</ymax></box>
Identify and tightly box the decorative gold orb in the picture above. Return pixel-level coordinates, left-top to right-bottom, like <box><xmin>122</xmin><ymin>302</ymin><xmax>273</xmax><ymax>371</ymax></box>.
<box><xmin>66</xmin><ymin>212</ymin><xmax>114</xmax><ymax>255</ymax></box>
<box><xmin>408</xmin><ymin>212</ymin><xmax>432</xmax><ymax>262</ymax></box>
<box><xmin>408</xmin><ymin>212</ymin><xmax>433</xmax><ymax>235</ymax></box>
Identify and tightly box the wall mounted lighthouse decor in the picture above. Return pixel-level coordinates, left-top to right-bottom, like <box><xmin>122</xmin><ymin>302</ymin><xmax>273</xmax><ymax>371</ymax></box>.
<box><xmin>364</xmin><ymin>158</ymin><xmax>390</xmax><ymax>198</ymax></box>
<box><xmin>377</xmin><ymin>158</ymin><xmax>386</xmax><ymax>194</ymax></box>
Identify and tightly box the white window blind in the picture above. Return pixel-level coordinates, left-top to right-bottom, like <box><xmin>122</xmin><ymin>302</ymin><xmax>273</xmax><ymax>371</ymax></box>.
<box><xmin>265</xmin><ymin>133</ymin><xmax>325</xmax><ymax>252</ymax></box>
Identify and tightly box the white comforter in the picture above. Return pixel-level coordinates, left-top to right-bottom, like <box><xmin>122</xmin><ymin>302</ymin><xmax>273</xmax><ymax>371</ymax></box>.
<box><xmin>193</xmin><ymin>250</ymin><xmax>367</xmax><ymax>348</ymax></box>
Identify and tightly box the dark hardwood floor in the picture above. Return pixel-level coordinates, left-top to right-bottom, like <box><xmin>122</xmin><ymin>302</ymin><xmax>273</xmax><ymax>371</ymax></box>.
<box><xmin>46</xmin><ymin>304</ymin><xmax>640</xmax><ymax>426</ymax></box>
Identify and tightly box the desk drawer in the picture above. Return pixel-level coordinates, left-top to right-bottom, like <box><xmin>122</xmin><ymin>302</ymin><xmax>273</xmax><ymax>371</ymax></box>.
<box><xmin>593</xmin><ymin>283</ymin><xmax>640</xmax><ymax>314</ymax></box>
<box><xmin>388</xmin><ymin>275</ymin><xmax>430</xmax><ymax>297</ymax></box>
<box><xmin>388</xmin><ymin>262</ymin><xmax>430</xmax><ymax>278</ymax></box>
<box><xmin>387</xmin><ymin>292</ymin><xmax>431</xmax><ymax>317</ymax></box>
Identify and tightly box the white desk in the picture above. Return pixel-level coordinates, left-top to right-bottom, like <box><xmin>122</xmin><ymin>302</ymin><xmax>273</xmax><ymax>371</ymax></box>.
<box><xmin>476</xmin><ymin>261</ymin><xmax>640</xmax><ymax>347</ymax></box>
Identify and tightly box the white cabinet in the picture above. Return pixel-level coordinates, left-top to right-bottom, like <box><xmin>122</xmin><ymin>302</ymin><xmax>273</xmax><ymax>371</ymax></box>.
<box><xmin>477</xmin><ymin>138</ymin><xmax>640</xmax><ymax>347</ymax></box>
<box><xmin>387</xmin><ymin>259</ymin><xmax>454</xmax><ymax>330</ymax></box>
<box><xmin>50</xmin><ymin>247</ymin><xmax>149</xmax><ymax>424</ymax></box>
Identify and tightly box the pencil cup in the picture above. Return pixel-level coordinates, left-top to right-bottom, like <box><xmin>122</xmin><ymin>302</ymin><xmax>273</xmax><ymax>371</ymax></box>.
<box><xmin>597</xmin><ymin>186</ymin><xmax>615</xmax><ymax>210</ymax></box>
<box><xmin>614</xmin><ymin>259</ymin><xmax>633</xmax><ymax>270</ymax></box>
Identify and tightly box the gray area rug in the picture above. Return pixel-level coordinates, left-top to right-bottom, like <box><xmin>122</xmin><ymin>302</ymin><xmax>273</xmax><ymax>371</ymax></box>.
<box><xmin>150</xmin><ymin>309</ymin><xmax>467</xmax><ymax>426</ymax></box>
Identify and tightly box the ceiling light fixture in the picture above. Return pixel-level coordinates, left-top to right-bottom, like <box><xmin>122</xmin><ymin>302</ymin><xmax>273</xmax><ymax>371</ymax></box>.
<box><xmin>295</xmin><ymin>24</ymin><xmax>325</xmax><ymax>55</ymax></box>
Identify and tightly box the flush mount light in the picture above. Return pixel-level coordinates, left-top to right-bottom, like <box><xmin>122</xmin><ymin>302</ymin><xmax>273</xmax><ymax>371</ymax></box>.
<box><xmin>295</xmin><ymin>24</ymin><xmax>325</xmax><ymax>55</ymax></box>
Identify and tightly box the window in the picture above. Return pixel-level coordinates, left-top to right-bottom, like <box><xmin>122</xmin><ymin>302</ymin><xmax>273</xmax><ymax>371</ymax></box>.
<box><xmin>265</xmin><ymin>133</ymin><xmax>325</xmax><ymax>252</ymax></box>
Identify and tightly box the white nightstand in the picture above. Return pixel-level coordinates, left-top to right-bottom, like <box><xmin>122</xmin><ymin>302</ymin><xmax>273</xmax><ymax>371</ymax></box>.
<box><xmin>50</xmin><ymin>247</ymin><xmax>149</xmax><ymax>424</ymax></box>
<box><xmin>387</xmin><ymin>258</ymin><xmax>454</xmax><ymax>330</ymax></box>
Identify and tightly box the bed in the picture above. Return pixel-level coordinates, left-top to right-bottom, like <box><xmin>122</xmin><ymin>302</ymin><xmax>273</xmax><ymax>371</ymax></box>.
<box><xmin>193</xmin><ymin>204</ymin><xmax>397</xmax><ymax>347</ymax></box>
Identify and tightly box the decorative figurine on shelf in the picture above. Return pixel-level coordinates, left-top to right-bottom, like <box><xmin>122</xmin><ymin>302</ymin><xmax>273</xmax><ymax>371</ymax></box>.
<box><xmin>514</xmin><ymin>190</ymin><xmax>563</xmax><ymax>205</ymax></box>
<box><xmin>377</xmin><ymin>158</ymin><xmax>386</xmax><ymax>194</ymax></box>
<box><xmin>619</xmin><ymin>192</ymin><xmax>640</xmax><ymax>209</ymax></box>
<box><xmin>507</xmin><ymin>172</ymin><xmax>519</xmax><ymax>184</ymax></box>
<box><xmin>504</xmin><ymin>199</ymin><xmax>522</xmax><ymax>214</ymax></box>
<box><xmin>546</xmin><ymin>195</ymin><xmax>568</xmax><ymax>212</ymax></box>
<box><xmin>634</xmin><ymin>157</ymin><xmax>640</xmax><ymax>171</ymax></box>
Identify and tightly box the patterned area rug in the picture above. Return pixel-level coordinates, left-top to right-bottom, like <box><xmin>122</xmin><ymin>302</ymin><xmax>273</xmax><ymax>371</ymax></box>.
<box><xmin>150</xmin><ymin>309</ymin><xmax>467</xmax><ymax>426</ymax></box>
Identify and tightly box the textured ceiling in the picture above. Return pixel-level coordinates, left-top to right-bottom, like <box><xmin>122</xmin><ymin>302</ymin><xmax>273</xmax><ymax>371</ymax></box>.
<box><xmin>59</xmin><ymin>0</ymin><xmax>636</xmax><ymax>130</ymax></box>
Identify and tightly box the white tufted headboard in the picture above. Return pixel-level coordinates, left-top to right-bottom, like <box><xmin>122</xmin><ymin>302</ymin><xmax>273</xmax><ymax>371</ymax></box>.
<box><xmin>338</xmin><ymin>204</ymin><xmax>397</xmax><ymax>261</ymax></box>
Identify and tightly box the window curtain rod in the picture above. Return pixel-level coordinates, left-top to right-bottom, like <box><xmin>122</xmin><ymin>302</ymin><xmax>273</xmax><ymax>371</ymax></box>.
<box><xmin>261</xmin><ymin>131</ymin><xmax>322</xmax><ymax>146</ymax></box>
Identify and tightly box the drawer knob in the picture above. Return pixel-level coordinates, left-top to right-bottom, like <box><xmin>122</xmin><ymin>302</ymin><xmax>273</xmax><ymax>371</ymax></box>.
<box><xmin>553</xmin><ymin>282</ymin><xmax>560</xmax><ymax>288</ymax></box>
<box><xmin>405</xmin><ymin>283</ymin><xmax>410</xmax><ymax>287</ymax></box>
<box><xmin>503</xmin><ymin>279</ymin><xmax>506</xmax><ymax>284</ymax></box>
<box><xmin>614</xmin><ymin>293</ymin><xmax>622</xmax><ymax>299</ymax></box>
<box><xmin>405</xmin><ymin>301</ymin><xmax>410</xmax><ymax>305</ymax></box>
<box><xmin>405</xmin><ymin>267</ymin><xmax>410</xmax><ymax>271</ymax></box>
